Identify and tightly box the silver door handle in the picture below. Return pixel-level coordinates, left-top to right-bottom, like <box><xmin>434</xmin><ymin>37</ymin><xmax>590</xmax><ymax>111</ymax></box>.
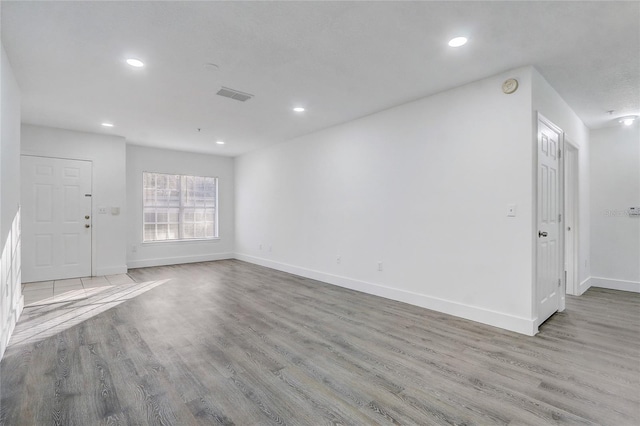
<box><xmin>538</xmin><ymin>231</ymin><xmax>548</xmax><ymax>237</ymax></box>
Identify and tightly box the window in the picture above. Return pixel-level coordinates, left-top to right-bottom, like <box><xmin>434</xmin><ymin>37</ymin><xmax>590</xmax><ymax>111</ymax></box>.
<box><xmin>143</xmin><ymin>172</ymin><xmax>218</xmax><ymax>242</ymax></box>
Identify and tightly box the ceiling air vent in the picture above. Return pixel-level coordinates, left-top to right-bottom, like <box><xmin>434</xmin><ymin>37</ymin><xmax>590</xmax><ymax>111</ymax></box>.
<box><xmin>216</xmin><ymin>86</ymin><xmax>254</xmax><ymax>102</ymax></box>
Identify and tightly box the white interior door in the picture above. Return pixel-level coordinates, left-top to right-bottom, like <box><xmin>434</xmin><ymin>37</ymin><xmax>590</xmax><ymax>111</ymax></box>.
<box><xmin>536</xmin><ymin>116</ymin><xmax>563</xmax><ymax>326</ymax></box>
<box><xmin>21</xmin><ymin>155</ymin><xmax>92</xmax><ymax>282</ymax></box>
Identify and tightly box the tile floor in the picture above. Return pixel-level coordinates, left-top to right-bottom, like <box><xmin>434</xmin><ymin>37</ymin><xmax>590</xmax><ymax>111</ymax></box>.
<box><xmin>21</xmin><ymin>274</ymin><xmax>136</xmax><ymax>306</ymax></box>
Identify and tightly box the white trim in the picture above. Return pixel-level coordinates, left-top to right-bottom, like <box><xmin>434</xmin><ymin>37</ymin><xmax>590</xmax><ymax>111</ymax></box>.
<box><xmin>142</xmin><ymin>237</ymin><xmax>221</xmax><ymax>245</ymax></box>
<box><xmin>590</xmin><ymin>277</ymin><xmax>640</xmax><ymax>293</ymax></box>
<box><xmin>127</xmin><ymin>252</ymin><xmax>234</xmax><ymax>269</ymax></box>
<box><xmin>94</xmin><ymin>265</ymin><xmax>129</xmax><ymax>276</ymax></box>
<box><xmin>564</xmin><ymin>140</ymin><xmax>580</xmax><ymax>296</ymax></box>
<box><xmin>578</xmin><ymin>277</ymin><xmax>591</xmax><ymax>295</ymax></box>
<box><xmin>235</xmin><ymin>253</ymin><xmax>538</xmax><ymax>336</ymax></box>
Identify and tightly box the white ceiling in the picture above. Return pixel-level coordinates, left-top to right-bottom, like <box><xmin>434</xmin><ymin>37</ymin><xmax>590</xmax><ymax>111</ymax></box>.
<box><xmin>2</xmin><ymin>1</ymin><xmax>639</xmax><ymax>157</ymax></box>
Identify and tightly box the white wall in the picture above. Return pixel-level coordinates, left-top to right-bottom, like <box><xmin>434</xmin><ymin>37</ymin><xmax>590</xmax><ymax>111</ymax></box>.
<box><xmin>236</xmin><ymin>67</ymin><xmax>539</xmax><ymax>335</ymax></box>
<box><xmin>21</xmin><ymin>124</ymin><xmax>127</xmax><ymax>276</ymax></box>
<box><xmin>126</xmin><ymin>145</ymin><xmax>234</xmax><ymax>268</ymax></box>
<box><xmin>1</xmin><ymin>44</ymin><xmax>23</xmax><ymax>359</ymax></box>
<box><xmin>531</xmin><ymin>69</ymin><xmax>591</xmax><ymax>296</ymax></box>
<box><xmin>1</xmin><ymin>47</ymin><xmax>21</xmax><ymax>246</ymax></box>
<box><xmin>590</xmin><ymin>123</ymin><xmax>640</xmax><ymax>292</ymax></box>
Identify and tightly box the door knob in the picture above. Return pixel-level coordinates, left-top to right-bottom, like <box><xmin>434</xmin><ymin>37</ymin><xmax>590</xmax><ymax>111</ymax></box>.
<box><xmin>538</xmin><ymin>231</ymin><xmax>548</xmax><ymax>238</ymax></box>
<box><xmin>85</xmin><ymin>224</ymin><xmax>91</xmax><ymax>228</ymax></box>
<box><xmin>85</xmin><ymin>215</ymin><xmax>90</xmax><ymax>220</ymax></box>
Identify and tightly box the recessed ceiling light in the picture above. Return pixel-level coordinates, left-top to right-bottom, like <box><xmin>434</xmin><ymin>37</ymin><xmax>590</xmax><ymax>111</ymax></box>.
<box><xmin>216</xmin><ymin>140</ymin><xmax>225</xmax><ymax>145</ymax></box>
<box><xmin>126</xmin><ymin>58</ymin><xmax>144</xmax><ymax>68</ymax></box>
<box><xmin>620</xmin><ymin>116</ymin><xmax>637</xmax><ymax>126</ymax></box>
<box><xmin>293</xmin><ymin>107</ymin><xmax>305</xmax><ymax>112</ymax></box>
<box><xmin>101</xmin><ymin>122</ymin><xmax>114</xmax><ymax>127</ymax></box>
<box><xmin>448</xmin><ymin>37</ymin><xmax>468</xmax><ymax>47</ymax></box>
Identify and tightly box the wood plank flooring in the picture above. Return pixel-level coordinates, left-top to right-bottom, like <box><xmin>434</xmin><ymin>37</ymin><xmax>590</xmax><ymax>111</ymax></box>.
<box><xmin>1</xmin><ymin>260</ymin><xmax>639</xmax><ymax>425</ymax></box>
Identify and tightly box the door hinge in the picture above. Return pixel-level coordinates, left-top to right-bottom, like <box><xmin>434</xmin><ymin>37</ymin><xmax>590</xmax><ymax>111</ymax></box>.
<box><xmin>558</xmin><ymin>149</ymin><xmax>562</xmax><ymax>158</ymax></box>
<box><xmin>559</xmin><ymin>213</ymin><xmax>562</xmax><ymax>222</ymax></box>
<box><xmin>558</xmin><ymin>278</ymin><xmax>562</xmax><ymax>287</ymax></box>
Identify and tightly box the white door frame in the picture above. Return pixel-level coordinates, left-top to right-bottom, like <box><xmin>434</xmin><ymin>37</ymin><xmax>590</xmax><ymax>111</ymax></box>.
<box><xmin>564</xmin><ymin>140</ymin><xmax>580</xmax><ymax>296</ymax></box>
<box><xmin>534</xmin><ymin>113</ymin><xmax>565</xmax><ymax>329</ymax></box>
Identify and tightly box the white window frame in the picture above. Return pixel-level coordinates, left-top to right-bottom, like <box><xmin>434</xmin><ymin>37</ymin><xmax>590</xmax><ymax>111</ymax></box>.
<box><xmin>142</xmin><ymin>172</ymin><xmax>219</xmax><ymax>242</ymax></box>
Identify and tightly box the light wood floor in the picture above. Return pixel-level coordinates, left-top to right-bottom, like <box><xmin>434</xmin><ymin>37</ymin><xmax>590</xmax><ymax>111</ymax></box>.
<box><xmin>1</xmin><ymin>260</ymin><xmax>639</xmax><ymax>425</ymax></box>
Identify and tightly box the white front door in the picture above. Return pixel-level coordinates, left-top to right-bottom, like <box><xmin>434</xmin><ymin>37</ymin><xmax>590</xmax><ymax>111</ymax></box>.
<box><xmin>21</xmin><ymin>155</ymin><xmax>92</xmax><ymax>282</ymax></box>
<box><xmin>536</xmin><ymin>116</ymin><xmax>563</xmax><ymax>326</ymax></box>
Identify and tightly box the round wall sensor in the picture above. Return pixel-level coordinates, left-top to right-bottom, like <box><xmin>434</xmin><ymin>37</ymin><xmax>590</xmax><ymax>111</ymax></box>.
<box><xmin>502</xmin><ymin>78</ymin><xmax>519</xmax><ymax>94</ymax></box>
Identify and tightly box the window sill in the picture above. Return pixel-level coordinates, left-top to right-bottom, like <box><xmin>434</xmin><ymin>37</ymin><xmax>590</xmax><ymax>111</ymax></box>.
<box><xmin>142</xmin><ymin>238</ymin><xmax>221</xmax><ymax>245</ymax></box>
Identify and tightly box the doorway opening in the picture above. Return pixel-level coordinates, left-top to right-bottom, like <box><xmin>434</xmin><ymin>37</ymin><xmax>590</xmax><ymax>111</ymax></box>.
<box><xmin>564</xmin><ymin>141</ymin><xmax>580</xmax><ymax>296</ymax></box>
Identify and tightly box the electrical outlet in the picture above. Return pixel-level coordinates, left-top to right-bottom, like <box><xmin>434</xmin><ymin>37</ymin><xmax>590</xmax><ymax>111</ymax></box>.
<box><xmin>98</xmin><ymin>206</ymin><xmax>107</xmax><ymax>214</ymax></box>
<box><xmin>377</xmin><ymin>261</ymin><xmax>383</xmax><ymax>271</ymax></box>
<box><xmin>507</xmin><ymin>204</ymin><xmax>517</xmax><ymax>217</ymax></box>
<box><xmin>336</xmin><ymin>255</ymin><xmax>341</xmax><ymax>264</ymax></box>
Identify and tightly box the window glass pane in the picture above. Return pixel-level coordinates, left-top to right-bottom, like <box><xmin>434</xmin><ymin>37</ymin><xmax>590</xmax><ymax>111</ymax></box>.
<box><xmin>144</xmin><ymin>189</ymin><xmax>155</xmax><ymax>204</ymax></box>
<box><xmin>168</xmin><ymin>224</ymin><xmax>179</xmax><ymax>239</ymax></box>
<box><xmin>168</xmin><ymin>190</ymin><xmax>180</xmax><ymax>206</ymax></box>
<box><xmin>143</xmin><ymin>173</ymin><xmax>217</xmax><ymax>241</ymax></box>
<box><xmin>194</xmin><ymin>223</ymin><xmax>205</xmax><ymax>238</ymax></box>
<box><xmin>156</xmin><ymin>224</ymin><xmax>168</xmax><ymax>240</ymax></box>
<box><xmin>167</xmin><ymin>175</ymin><xmax>179</xmax><ymax>190</ymax></box>
<box><xmin>144</xmin><ymin>173</ymin><xmax>155</xmax><ymax>188</ymax></box>
<box><xmin>185</xmin><ymin>176</ymin><xmax>194</xmax><ymax>191</ymax></box>
<box><xmin>183</xmin><ymin>223</ymin><xmax>195</xmax><ymax>238</ymax></box>
<box><xmin>156</xmin><ymin>210</ymin><xmax>168</xmax><ymax>223</ymax></box>
<box><xmin>156</xmin><ymin>189</ymin><xmax>169</xmax><ymax>204</ymax></box>
<box><xmin>168</xmin><ymin>209</ymin><xmax>180</xmax><ymax>223</ymax></box>
<box><xmin>144</xmin><ymin>224</ymin><xmax>156</xmax><ymax>241</ymax></box>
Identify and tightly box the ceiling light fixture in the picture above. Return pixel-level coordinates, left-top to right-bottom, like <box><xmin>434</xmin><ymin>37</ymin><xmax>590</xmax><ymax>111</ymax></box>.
<box><xmin>448</xmin><ymin>37</ymin><xmax>468</xmax><ymax>47</ymax></box>
<box><xmin>216</xmin><ymin>140</ymin><xmax>225</xmax><ymax>145</ymax></box>
<box><xmin>126</xmin><ymin>58</ymin><xmax>144</xmax><ymax>67</ymax></box>
<box><xmin>101</xmin><ymin>122</ymin><xmax>114</xmax><ymax>127</ymax></box>
<box><xmin>619</xmin><ymin>116</ymin><xmax>637</xmax><ymax>126</ymax></box>
<box><xmin>293</xmin><ymin>107</ymin><xmax>305</xmax><ymax>112</ymax></box>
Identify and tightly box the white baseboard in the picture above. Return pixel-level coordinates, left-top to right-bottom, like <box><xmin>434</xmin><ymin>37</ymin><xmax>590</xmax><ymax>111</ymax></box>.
<box><xmin>127</xmin><ymin>252</ymin><xmax>234</xmax><ymax>269</ymax></box>
<box><xmin>94</xmin><ymin>265</ymin><xmax>129</xmax><ymax>276</ymax></box>
<box><xmin>578</xmin><ymin>277</ymin><xmax>591</xmax><ymax>295</ymax></box>
<box><xmin>234</xmin><ymin>253</ymin><xmax>537</xmax><ymax>336</ymax></box>
<box><xmin>590</xmin><ymin>276</ymin><xmax>640</xmax><ymax>293</ymax></box>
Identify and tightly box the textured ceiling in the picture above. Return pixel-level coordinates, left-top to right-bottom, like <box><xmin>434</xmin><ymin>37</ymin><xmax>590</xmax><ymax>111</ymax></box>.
<box><xmin>2</xmin><ymin>1</ymin><xmax>639</xmax><ymax>156</ymax></box>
